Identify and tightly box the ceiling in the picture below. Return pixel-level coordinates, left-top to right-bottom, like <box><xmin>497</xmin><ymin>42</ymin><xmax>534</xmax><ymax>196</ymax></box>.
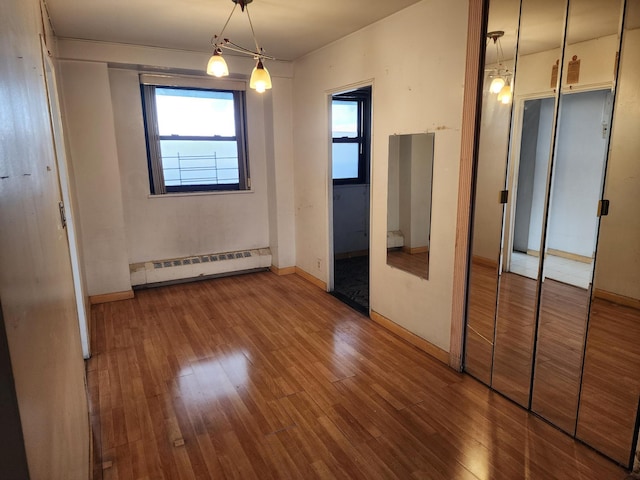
<box><xmin>44</xmin><ymin>0</ymin><xmax>422</xmax><ymax>61</ymax></box>
<box><xmin>486</xmin><ymin>0</ymin><xmax>627</xmax><ymax>63</ymax></box>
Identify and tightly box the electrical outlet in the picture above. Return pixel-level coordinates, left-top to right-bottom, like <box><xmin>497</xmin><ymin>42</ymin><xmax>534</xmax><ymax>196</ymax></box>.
<box><xmin>316</xmin><ymin>258</ymin><xmax>322</xmax><ymax>270</ymax></box>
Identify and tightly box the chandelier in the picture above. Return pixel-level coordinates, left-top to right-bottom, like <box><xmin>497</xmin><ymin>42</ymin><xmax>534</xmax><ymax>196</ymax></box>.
<box><xmin>206</xmin><ymin>0</ymin><xmax>274</xmax><ymax>93</ymax></box>
<box><xmin>487</xmin><ymin>31</ymin><xmax>512</xmax><ymax>104</ymax></box>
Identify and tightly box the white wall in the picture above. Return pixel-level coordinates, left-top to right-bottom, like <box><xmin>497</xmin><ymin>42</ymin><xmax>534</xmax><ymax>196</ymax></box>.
<box><xmin>409</xmin><ymin>133</ymin><xmax>433</xmax><ymax>249</ymax></box>
<box><xmin>387</xmin><ymin>136</ymin><xmax>401</xmax><ymax>234</ymax></box>
<box><xmin>515</xmin><ymin>35</ymin><xmax>618</xmax><ymax>99</ymax></box>
<box><xmin>594</xmin><ymin>28</ymin><xmax>640</xmax><ymax>301</ymax></box>
<box><xmin>390</xmin><ymin>134</ymin><xmax>433</xmax><ymax>251</ymax></box>
<box><xmin>546</xmin><ymin>89</ymin><xmax>609</xmax><ymax>257</ymax></box>
<box><xmin>471</xmin><ymin>81</ymin><xmax>512</xmax><ymax>262</ymax></box>
<box><xmin>293</xmin><ymin>0</ymin><xmax>468</xmax><ymax>351</ymax></box>
<box><xmin>59</xmin><ymin>60</ymin><xmax>132</xmax><ymax>296</ymax></box>
<box><xmin>398</xmin><ymin>137</ymin><xmax>413</xmax><ymax>248</ymax></box>
<box><xmin>108</xmin><ymin>68</ymin><xmax>270</xmax><ymax>263</ymax></box>
<box><xmin>512</xmin><ymin>92</ymin><xmax>603</xmax><ymax>258</ymax></box>
<box><xmin>508</xmin><ymin>35</ymin><xmax>619</xmax><ymax>257</ymax></box>
<box><xmin>527</xmin><ymin>97</ymin><xmax>554</xmax><ymax>251</ymax></box>
<box><xmin>264</xmin><ymin>77</ymin><xmax>297</xmax><ymax>268</ymax></box>
<box><xmin>57</xmin><ymin>39</ymin><xmax>296</xmax><ymax>287</ymax></box>
<box><xmin>333</xmin><ymin>185</ymin><xmax>370</xmax><ymax>255</ymax></box>
<box><xmin>0</xmin><ymin>0</ymin><xmax>89</xmax><ymax>477</ymax></box>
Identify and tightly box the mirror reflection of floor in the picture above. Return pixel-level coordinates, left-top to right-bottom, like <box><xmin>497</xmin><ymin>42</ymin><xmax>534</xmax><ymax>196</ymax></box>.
<box><xmin>509</xmin><ymin>251</ymin><xmax>593</xmax><ymax>288</ymax></box>
<box><xmin>531</xmin><ymin>278</ymin><xmax>590</xmax><ymax>434</ymax></box>
<box><xmin>333</xmin><ymin>255</ymin><xmax>369</xmax><ymax>314</ymax></box>
<box><xmin>465</xmin><ymin>261</ymin><xmax>500</xmax><ymax>385</ymax></box>
<box><xmin>386</xmin><ymin>250</ymin><xmax>429</xmax><ymax>279</ymax></box>
<box><xmin>491</xmin><ymin>271</ymin><xmax>538</xmax><ymax>407</ymax></box>
<box><xmin>577</xmin><ymin>297</ymin><xmax>640</xmax><ymax>465</ymax></box>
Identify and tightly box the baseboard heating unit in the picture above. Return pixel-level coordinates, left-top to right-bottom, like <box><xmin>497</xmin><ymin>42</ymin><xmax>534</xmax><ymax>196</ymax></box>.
<box><xmin>130</xmin><ymin>248</ymin><xmax>272</xmax><ymax>287</ymax></box>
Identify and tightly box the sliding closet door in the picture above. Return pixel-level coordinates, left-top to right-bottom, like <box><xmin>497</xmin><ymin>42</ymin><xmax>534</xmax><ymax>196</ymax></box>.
<box><xmin>490</xmin><ymin>0</ymin><xmax>566</xmax><ymax>408</ymax></box>
<box><xmin>465</xmin><ymin>0</ymin><xmax>639</xmax><ymax>467</ymax></box>
<box><xmin>529</xmin><ymin>0</ymin><xmax>624</xmax><ymax>435</ymax></box>
<box><xmin>464</xmin><ymin>0</ymin><xmax>520</xmax><ymax>386</ymax></box>
<box><xmin>575</xmin><ymin>0</ymin><xmax>640</xmax><ymax>467</ymax></box>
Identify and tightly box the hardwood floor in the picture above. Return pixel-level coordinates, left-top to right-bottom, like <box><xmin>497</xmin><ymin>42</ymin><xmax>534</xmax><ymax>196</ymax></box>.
<box><xmin>577</xmin><ymin>297</ymin><xmax>640</xmax><ymax>467</ymax></box>
<box><xmin>491</xmin><ymin>272</ymin><xmax>538</xmax><ymax>408</ymax></box>
<box><xmin>88</xmin><ymin>272</ymin><xmax>628</xmax><ymax>479</ymax></box>
<box><xmin>464</xmin><ymin>262</ymin><xmax>498</xmax><ymax>386</ymax></box>
<box><xmin>531</xmin><ymin>279</ymin><xmax>590</xmax><ymax>435</ymax></box>
<box><xmin>386</xmin><ymin>250</ymin><xmax>428</xmax><ymax>279</ymax></box>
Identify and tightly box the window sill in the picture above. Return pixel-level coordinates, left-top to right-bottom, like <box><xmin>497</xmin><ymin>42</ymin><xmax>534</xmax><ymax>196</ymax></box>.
<box><xmin>147</xmin><ymin>189</ymin><xmax>254</xmax><ymax>199</ymax></box>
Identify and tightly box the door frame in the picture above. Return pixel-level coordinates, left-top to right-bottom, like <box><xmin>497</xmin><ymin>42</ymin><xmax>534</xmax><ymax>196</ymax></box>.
<box><xmin>40</xmin><ymin>37</ymin><xmax>91</xmax><ymax>358</ymax></box>
<box><xmin>502</xmin><ymin>92</ymin><xmax>556</xmax><ymax>275</ymax></box>
<box><xmin>326</xmin><ymin>80</ymin><xmax>373</xmax><ymax>300</ymax></box>
<box><xmin>503</xmin><ymin>85</ymin><xmax>614</xmax><ymax>275</ymax></box>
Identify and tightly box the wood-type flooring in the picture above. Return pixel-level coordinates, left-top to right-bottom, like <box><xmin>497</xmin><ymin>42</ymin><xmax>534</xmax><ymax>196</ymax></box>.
<box><xmin>386</xmin><ymin>250</ymin><xmax>429</xmax><ymax>279</ymax></box>
<box><xmin>88</xmin><ymin>271</ymin><xmax>628</xmax><ymax>479</ymax></box>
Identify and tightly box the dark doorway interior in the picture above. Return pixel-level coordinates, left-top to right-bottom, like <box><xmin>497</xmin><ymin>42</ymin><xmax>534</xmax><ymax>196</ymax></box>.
<box><xmin>333</xmin><ymin>255</ymin><xmax>369</xmax><ymax>313</ymax></box>
<box><xmin>331</xmin><ymin>86</ymin><xmax>372</xmax><ymax>314</ymax></box>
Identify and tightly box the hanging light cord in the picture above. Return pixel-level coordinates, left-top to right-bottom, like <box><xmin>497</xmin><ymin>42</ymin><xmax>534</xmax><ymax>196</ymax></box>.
<box><xmin>212</xmin><ymin>2</ymin><xmax>238</xmax><ymax>48</ymax></box>
<box><xmin>496</xmin><ymin>38</ymin><xmax>505</xmax><ymax>67</ymax></box>
<box><xmin>245</xmin><ymin>5</ymin><xmax>262</xmax><ymax>57</ymax></box>
<box><xmin>210</xmin><ymin>2</ymin><xmax>276</xmax><ymax>60</ymax></box>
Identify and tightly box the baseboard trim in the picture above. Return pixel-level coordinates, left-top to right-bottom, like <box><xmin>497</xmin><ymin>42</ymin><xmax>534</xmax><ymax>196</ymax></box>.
<box><xmin>370</xmin><ymin>310</ymin><xmax>449</xmax><ymax>365</ymax></box>
<box><xmin>270</xmin><ymin>265</ymin><xmax>296</xmax><ymax>276</ymax></box>
<box><xmin>295</xmin><ymin>267</ymin><xmax>327</xmax><ymax>291</ymax></box>
<box><xmin>471</xmin><ymin>255</ymin><xmax>498</xmax><ymax>269</ymax></box>
<box><xmin>89</xmin><ymin>290</ymin><xmax>135</xmax><ymax>305</ymax></box>
<box><xmin>547</xmin><ymin>248</ymin><xmax>593</xmax><ymax>264</ymax></box>
<box><xmin>593</xmin><ymin>289</ymin><xmax>640</xmax><ymax>310</ymax></box>
<box><xmin>402</xmin><ymin>246</ymin><xmax>429</xmax><ymax>255</ymax></box>
<box><xmin>523</xmin><ymin>249</ymin><xmax>593</xmax><ymax>264</ymax></box>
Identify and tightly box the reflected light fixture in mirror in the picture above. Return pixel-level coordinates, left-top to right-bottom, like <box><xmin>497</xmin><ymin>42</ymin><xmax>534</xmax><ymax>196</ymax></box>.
<box><xmin>497</xmin><ymin>80</ymin><xmax>513</xmax><ymax>104</ymax></box>
<box><xmin>205</xmin><ymin>0</ymin><xmax>274</xmax><ymax>93</ymax></box>
<box><xmin>487</xmin><ymin>30</ymin><xmax>513</xmax><ymax>104</ymax></box>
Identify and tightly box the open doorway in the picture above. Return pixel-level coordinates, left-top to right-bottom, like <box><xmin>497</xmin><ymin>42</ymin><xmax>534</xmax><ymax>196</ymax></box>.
<box><xmin>330</xmin><ymin>86</ymin><xmax>372</xmax><ymax>314</ymax></box>
<box><xmin>507</xmin><ymin>89</ymin><xmax>612</xmax><ymax>289</ymax></box>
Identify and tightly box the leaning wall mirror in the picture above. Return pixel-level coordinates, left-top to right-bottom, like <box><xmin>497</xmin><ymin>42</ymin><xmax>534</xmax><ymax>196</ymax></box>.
<box><xmin>386</xmin><ymin>133</ymin><xmax>434</xmax><ymax>280</ymax></box>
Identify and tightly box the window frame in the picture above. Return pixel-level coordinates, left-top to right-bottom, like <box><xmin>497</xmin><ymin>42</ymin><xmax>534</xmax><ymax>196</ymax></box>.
<box><xmin>332</xmin><ymin>87</ymin><xmax>372</xmax><ymax>185</ymax></box>
<box><xmin>140</xmin><ymin>79</ymin><xmax>250</xmax><ymax>195</ymax></box>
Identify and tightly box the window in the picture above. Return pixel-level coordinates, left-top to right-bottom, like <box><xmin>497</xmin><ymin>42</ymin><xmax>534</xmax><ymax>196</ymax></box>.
<box><xmin>331</xmin><ymin>87</ymin><xmax>371</xmax><ymax>184</ymax></box>
<box><xmin>141</xmin><ymin>76</ymin><xmax>249</xmax><ymax>194</ymax></box>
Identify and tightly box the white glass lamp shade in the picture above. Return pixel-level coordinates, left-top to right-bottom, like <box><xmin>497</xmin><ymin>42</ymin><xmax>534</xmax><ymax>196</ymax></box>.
<box><xmin>249</xmin><ymin>60</ymin><xmax>272</xmax><ymax>93</ymax></box>
<box><xmin>497</xmin><ymin>83</ymin><xmax>512</xmax><ymax>104</ymax></box>
<box><xmin>207</xmin><ymin>51</ymin><xmax>229</xmax><ymax>77</ymax></box>
<box><xmin>489</xmin><ymin>76</ymin><xmax>505</xmax><ymax>94</ymax></box>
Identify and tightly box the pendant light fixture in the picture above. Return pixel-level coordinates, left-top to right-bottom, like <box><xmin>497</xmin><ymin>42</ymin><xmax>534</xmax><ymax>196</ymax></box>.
<box><xmin>486</xmin><ymin>31</ymin><xmax>512</xmax><ymax>103</ymax></box>
<box><xmin>249</xmin><ymin>59</ymin><xmax>272</xmax><ymax>92</ymax></box>
<box><xmin>497</xmin><ymin>81</ymin><xmax>512</xmax><ymax>104</ymax></box>
<box><xmin>206</xmin><ymin>0</ymin><xmax>274</xmax><ymax>93</ymax></box>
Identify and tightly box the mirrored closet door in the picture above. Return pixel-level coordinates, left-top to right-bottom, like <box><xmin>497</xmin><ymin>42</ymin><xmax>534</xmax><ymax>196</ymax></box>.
<box><xmin>574</xmin><ymin>0</ymin><xmax>640</xmax><ymax>467</ymax></box>
<box><xmin>464</xmin><ymin>0</ymin><xmax>640</xmax><ymax>469</ymax></box>
<box><xmin>529</xmin><ymin>0</ymin><xmax>624</xmax><ymax>436</ymax></box>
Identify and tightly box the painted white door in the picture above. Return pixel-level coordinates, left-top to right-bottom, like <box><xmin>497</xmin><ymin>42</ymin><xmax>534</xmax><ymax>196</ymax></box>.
<box><xmin>40</xmin><ymin>37</ymin><xmax>91</xmax><ymax>358</ymax></box>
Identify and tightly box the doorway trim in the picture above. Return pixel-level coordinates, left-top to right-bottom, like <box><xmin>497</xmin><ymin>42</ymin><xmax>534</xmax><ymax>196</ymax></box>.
<box><xmin>449</xmin><ymin>0</ymin><xmax>485</xmax><ymax>371</ymax></box>
<box><xmin>502</xmin><ymin>92</ymin><xmax>556</xmax><ymax>274</ymax></box>
<box><xmin>326</xmin><ymin>80</ymin><xmax>374</xmax><ymax>308</ymax></box>
<box><xmin>40</xmin><ymin>37</ymin><xmax>90</xmax><ymax>358</ymax></box>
